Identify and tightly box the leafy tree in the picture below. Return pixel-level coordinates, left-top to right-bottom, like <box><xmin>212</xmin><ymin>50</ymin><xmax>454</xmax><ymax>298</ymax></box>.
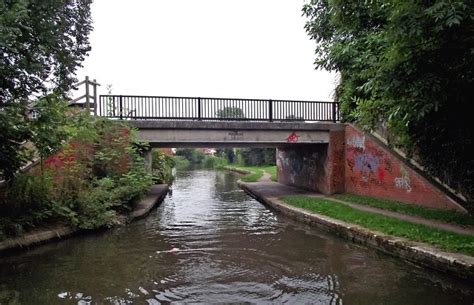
<box><xmin>216</xmin><ymin>107</ymin><xmax>245</xmax><ymax>119</ymax></box>
<box><xmin>303</xmin><ymin>0</ymin><xmax>474</xmax><ymax>207</ymax></box>
<box><xmin>0</xmin><ymin>102</ymin><xmax>31</xmax><ymax>181</ymax></box>
<box><xmin>238</xmin><ymin>148</ymin><xmax>275</xmax><ymax>166</ymax></box>
<box><xmin>0</xmin><ymin>0</ymin><xmax>93</xmax><ymax>103</ymax></box>
<box><xmin>30</xmin><ymin>94</ymin><xmax>70</xmax><ymax>172</ymax></box>
<box><xmin>0</xmin><ymin>0</ymin><xmax>93</xmax><ymax>181</ymax></box>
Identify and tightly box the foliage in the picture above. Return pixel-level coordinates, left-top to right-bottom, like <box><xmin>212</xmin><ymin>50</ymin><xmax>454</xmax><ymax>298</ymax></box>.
<box><xmin>237</xmin><ymin>148</ymin><xmax>276</xmax><ymax>166</ymax></box>
<box><xmin>333</xmin><ymin>194</ymin><xmax>474</xmax><ymax>226</ymax></box>
<box><xmin>0</xmin><ymin>102</ymin><xmax>31</xmax><ymax>181</ymax></box>
<box><xmin>215</xmin><ymin>148</ymin><xmax>236</xmax><ymax>163</ymax></box>
<box><xmin>175</xmin><ymin>148</ymin><xmax>205</xmax><ymax>164</ymax></box>
<box><xmin>303</xmin><ymin>0</ymin><xmax>474</xmax><ymax>204</ymax></box>
<box><xmin>0</xmin><ymin>0</ymin><xmax>92</xmax><ymax>103</ymax></box>
<box><xmin>203</xmin><ymin>155</ymin><xmax>228</xmax><ymax>169</ymax></box>
<box><xmin>215</xmin><ymin>107</ymin><xmax>245</xmax><ymax>119</ymax></box>
<box><xmin>283</xmin><ymin>195</ymin><xmax>474</xmax><ymax>256</ymax></box>
<box><xmin>152</xmin><ymin>150</ymin><xmax>175</xmax><ymax>184</ymax></box>
<box><xmin>0</xmin><ymin>116</ymin><xmax>153</xmax><ymax>238</ymax></box>
<box><xmin>171</xmin><ymin>156</ymin><xmax>190</xmax><ymax>169</ymax></box>
<box><xmin>29</xmin><ymin>94</ymin><xmax>70</xmax><ymax>171</ymax></box>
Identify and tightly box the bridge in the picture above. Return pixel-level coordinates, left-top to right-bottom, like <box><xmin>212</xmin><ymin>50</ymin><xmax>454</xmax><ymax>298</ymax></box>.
<box><xmin>71</xmin><ymin>90</ymin><xmax>461</xmax><ymax>212</ymax></box>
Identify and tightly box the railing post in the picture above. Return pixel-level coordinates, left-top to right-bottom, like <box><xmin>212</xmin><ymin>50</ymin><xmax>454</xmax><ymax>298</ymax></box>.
<box><xmin>332</xmin><ymin>101</ymin><xmax>337</xmax><ymax>122</ymax></box>
<box><xmin>85</xmin><ymin>76</ymin><xmax>90</xmax><ymax>115</ymax></box>
<box><xmin>119</xmin><ymin>95</ymin><xmax>123</xmax><ymax>120</ymax></box>
<box><xmin>269</xmin><ymin>99</ymin><xmax>273</xmax><ymax>122</ymax></box>
<box><xmin>198</xmin><ymin>97</ymin><xmax>202</xmax><ymax>120</ymax></box>
<box><xmin>92</xmin><ymin>79</ymin><xmax>98</xmax><ymax>116</ymax></box>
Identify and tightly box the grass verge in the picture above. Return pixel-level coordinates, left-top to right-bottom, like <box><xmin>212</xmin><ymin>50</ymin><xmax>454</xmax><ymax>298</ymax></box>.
<box><xmin>282</xmin><ymin>195</ymin><xmax>474</xmax><ymax>256</ymax></box>
<box><xmin>333</xmin><ymin>194</ymin><xmax>474</xmax><ymax>226</ymax></box>
<box><xmin>224</xmin><ymin>165</ymin><xmax>277</xmax><ymax>182</ymax></box>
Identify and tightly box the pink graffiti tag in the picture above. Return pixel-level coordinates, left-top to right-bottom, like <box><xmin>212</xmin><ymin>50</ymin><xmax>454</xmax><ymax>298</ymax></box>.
<box><xmin>286</xmin><ymin>132</ymin><xmax>299</xmax><ymax>143</ymax></box>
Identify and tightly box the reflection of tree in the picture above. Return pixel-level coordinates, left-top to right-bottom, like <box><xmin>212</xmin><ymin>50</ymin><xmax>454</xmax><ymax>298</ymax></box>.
<box><xmin>213</xmin><ymin>170</ymin><xmax>246</xmax><ymax>202</ymax></box>
<box><xmin>216</xmin><ymin>107</ymin><xmax>245</xmax><ymax>119</ymax></box>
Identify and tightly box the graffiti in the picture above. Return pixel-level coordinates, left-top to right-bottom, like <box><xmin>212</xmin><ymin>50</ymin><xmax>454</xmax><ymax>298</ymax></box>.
<box><xmin>286</xmin><ymin>132</ymin><xmax>299</xmax><ymax>143</ymax></box>
<box><xmin>353</xmin><ymin>153</ymin><xmax>380</xmax><ymax>182</ymax></box>
<box><xmin>347</xmin><ymin>135</ymin><xmax>365</xmax><ymax>150</ymax></box>
<box><xmin>354</xmin><ymin>153</ymin><xmax>379</xmax><ymax>172</ymax></box>
<box><xmin>377</xmin><ymin>167</ymin><xmax>385</xmax><ymax>181</ymax></box>
<box><xmin>394</xmin><ymin>167</ymin><xmax>412</xmax><ymax>192</ymax></box>
<box><xmin>228</xmin><ymin>130</ymin><xmax>243</xmax><ymax>140</ymax></box>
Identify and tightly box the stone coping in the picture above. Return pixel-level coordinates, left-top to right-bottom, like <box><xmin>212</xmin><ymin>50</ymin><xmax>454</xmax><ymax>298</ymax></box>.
<box><xmin>239</xmin><ymin>181</ymin><xmax>474</xmax><ymax>281</ymax></box>
<box><xmin>0</xmin><ymin>184</ymin><xmax>169</xmax><ymax>255</ymax></box>
<box><xmin>129</xmin><ymin>120</ymin><xmax>345</xmax><ymax>131</ymax></box>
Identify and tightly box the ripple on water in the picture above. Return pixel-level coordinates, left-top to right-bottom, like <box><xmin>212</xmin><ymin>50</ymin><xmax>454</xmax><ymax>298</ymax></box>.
<box><xmin>0</xmin><ymin>169</ymin><xmax>473</xmax><ymax>305</ymax></box>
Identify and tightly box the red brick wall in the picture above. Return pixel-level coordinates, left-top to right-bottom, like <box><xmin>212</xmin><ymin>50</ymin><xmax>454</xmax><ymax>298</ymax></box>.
<box><xmin>328</xmin><ymin>129</ymin><xmax>346</xmax><ymax>194</ymax></box>
<box><xmin>344</xmin><ymin>125</ymin><xmax>462</xmax><ymax>211</ymax></box>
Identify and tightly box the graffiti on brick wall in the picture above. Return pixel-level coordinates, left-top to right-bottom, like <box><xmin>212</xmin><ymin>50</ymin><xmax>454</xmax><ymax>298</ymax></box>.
<box><xmin>346</xmin><ymin>132</ymin><xmax>394</xmax><ymax>186</ymax></box>
<box><xmin>394</xmin><ymin>167</ymin><xmax>412</xmax><ymax>192</ymax></box>
<box><xmin>346</xmin><ymin>129</ymin><xmax>418</xmax><ymax>194</ymax></box>
<box><xmin>347</xmin><ymin>135</ymin><xmax>365</xmax><ymax>150</ymax></box>
<box><xmin>354</xmin><ymin>153</ymin><xmax>379</xmax><ymax>182</ymax></box>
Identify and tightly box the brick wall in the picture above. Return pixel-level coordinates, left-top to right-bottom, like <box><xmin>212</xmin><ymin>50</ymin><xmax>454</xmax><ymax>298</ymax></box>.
<box><xmin>344</xmin><ymin>125</ymin><xmax>463</xmax><ymax>211</ymax></box>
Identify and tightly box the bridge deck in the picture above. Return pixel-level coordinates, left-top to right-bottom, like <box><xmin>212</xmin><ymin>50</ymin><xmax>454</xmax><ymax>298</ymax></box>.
<box><xmin>129</xmin><ymin>120</ymin><xmax>345</xmax><ymax>147</ymax></box>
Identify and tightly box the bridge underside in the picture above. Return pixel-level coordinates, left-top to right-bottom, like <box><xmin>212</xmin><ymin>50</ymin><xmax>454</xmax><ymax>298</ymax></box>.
<box><xmin>130</xmin><ymin>120</ymin><xmax>344</xmax><ymax>147</ymax></box>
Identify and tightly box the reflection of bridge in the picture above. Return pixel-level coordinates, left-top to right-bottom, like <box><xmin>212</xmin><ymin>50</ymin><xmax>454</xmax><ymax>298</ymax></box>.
<box><xmin>97</xmin><ymin>95</ymin><xmax>340</xmax><ymax>122</ymax></box>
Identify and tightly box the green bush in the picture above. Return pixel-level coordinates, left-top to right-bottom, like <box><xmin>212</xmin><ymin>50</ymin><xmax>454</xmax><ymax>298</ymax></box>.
<box><xmin>0</xmin><ymin>116</ymin><xmax>153</xmax><ymax>239</ymax></box>
<box><xmin>152</xmin><ymin>150</ymin><xmax>175</xmax><ymax>184</ymax></box>
<box><xmin>171</xmin><ymin>156</ymin><xmax>190</xmax><ymax>169</ymax></box>
<box><xmin>203</xmin><ymin>156</ymin><xmax>228</xmax><ymax>169</ymax></box>
<box><xmin>175</xmin><ymin>148</ymin><xmax>205</xmax><ymax>164</ymax></box>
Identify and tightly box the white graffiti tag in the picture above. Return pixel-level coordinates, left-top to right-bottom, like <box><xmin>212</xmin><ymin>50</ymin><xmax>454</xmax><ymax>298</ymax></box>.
<box><xmin>347</xmin><ymin>135</ymin><xmax>365</xmax><ymax>150</ymax></box>
<box><xmin>394</xmin><ymin>167</ymin><xmax>412</xmax><ymax>192</ymax></box>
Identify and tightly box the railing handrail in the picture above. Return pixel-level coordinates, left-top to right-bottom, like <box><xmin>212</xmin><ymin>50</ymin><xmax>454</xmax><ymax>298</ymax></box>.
<box><xmin>97</xmin><ymin>94</ymin><xmax>340</xmax><ymax>122</ymax></box>
<box><xmin>99</xmin><ymin>94</ymin><xmax>334</xmax><ymax>104</ymax></box>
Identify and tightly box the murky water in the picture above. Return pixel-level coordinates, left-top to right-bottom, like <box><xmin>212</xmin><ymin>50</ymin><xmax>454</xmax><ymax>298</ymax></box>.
<box><xmin>0</xmin><ymin>169</ymin><xmax>473</xmax><ymax>304</ymax></box>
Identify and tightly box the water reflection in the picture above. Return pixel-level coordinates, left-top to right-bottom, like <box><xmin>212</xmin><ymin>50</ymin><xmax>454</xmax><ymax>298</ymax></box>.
<box><xmin>0</xmin><ymin>169</ymin><xmax>472</xmax><ymax>304</ymax></box>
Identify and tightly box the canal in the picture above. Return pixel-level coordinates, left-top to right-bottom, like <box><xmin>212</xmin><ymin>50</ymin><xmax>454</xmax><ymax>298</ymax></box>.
<box><xmin>0</xmin><ymin>169</ymin><xmax>473</xmax><ymax>304</ymax></box>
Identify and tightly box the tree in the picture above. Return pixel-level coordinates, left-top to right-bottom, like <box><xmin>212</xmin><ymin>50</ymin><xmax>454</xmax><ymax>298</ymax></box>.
<box><xmin>0</xmin><ymin>102</ymin><xmax>31</xmax><ymax>181</ymax></box>
<box><xmin>303</xmin><ymin>0</ymin><xmax>474</xmax><ymax>206</ymax></box>
<box><xmin>29</xmin><ymin>94</ymin><xmax>70</xmax><ymax>172</ymax></box>
<box><xmin>216</xmin><ymin>107</ymin><xmax>245</xmax><ymax>119</ymax></box>
<box><xmin>0</xmin><ymin>0</ymin><xmax>93</xmax><ymax>103</ymax></box>
<box><xmin>0</xmin><ymin>0</ymin><xmax>93</xmax><ymax>181</ymax></box>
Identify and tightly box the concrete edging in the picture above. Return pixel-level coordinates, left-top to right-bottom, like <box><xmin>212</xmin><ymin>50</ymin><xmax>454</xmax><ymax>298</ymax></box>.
<box><xmin>0</xmin><ymin>184</ymin><xmax>169</xmax><ymax>255</ymax></box>
<box><xmin>239</xmin><ymin>181</ymin><xmax>474</xmax><ymax>281</ymax></box>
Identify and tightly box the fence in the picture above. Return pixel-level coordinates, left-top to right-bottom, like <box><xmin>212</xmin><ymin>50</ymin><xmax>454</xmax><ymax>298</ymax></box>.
<box><xmin>97</xmin><ymin>95</ymin><xmax>340</xmax><ymax>122</ymax></box>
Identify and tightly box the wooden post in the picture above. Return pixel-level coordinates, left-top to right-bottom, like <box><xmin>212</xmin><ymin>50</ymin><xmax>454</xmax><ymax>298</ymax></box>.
<box><xmin>85</xmin><ymin>76</ymin><xmax>90</xmax><ymax>115</ymax></box>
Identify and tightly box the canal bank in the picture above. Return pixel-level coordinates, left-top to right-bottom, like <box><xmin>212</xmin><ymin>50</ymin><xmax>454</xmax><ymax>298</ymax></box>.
<box><xmin>1</xmin><ymin>169</ymin><xmax>473</xmax><ymax>304</ymax></box>
<box><xmin>0</xmin><ymin>184</ymin><xmax>169</xmax><ymax>255</ymax></box>
<box><xmin>238</xmin><ymin>181</ymin><xmax>474</xmax><ymax>281</ymax></box>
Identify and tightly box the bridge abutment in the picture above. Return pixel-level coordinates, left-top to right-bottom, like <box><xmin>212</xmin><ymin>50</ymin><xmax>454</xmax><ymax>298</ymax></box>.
<box><xmin>276</xmin><ymin>130</ymin><xmax>345</xmax><ymax>195</ymax></box>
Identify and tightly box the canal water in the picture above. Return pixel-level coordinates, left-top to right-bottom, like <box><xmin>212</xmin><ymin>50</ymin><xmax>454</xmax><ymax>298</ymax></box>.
<box><xmin>0</xmin><ymin>169</ymin><xmax>473</xmax><ymax>304</ymax></box>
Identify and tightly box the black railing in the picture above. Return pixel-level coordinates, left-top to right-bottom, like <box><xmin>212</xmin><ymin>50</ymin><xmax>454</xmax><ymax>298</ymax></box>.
<box><xmin>97</xmin><ymin>95</ymin><xmax>340</xmax><ymax>122</ymax></box>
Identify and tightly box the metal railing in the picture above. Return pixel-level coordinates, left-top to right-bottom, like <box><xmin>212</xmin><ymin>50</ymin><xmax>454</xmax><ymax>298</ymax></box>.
<box><xmin>97</xmin><ymin>95</ymin><xmax>340</xmax><ymax>122</ymax></box>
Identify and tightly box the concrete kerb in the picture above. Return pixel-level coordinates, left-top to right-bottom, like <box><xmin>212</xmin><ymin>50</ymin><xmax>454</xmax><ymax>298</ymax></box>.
<box><xmin>238</xmin><ymin>181</ymin><xmax>474</xmax><ymax>281</ymax></box>
<box><xmin>0</xmin><ymin>184</ymin><xmax>169</xmax><ymax>255</ymax></box>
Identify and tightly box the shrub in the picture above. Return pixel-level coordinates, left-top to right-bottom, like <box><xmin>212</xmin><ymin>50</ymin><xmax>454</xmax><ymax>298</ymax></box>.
<box><xmin>0</xmin><ymin>116</ymin><xmax>153</xmax><ymax>239</ymax></box>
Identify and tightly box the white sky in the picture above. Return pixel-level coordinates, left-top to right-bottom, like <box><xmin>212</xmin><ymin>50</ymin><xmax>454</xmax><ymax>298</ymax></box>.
<box><xmin>76</xmin><ymin>0</ymin><xmax>336</xmax><ymax>101</ymax></box>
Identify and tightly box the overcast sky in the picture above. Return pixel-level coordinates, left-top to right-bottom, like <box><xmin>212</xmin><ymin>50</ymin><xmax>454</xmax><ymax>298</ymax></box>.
<box><xmin>75</xmin><ymin>0</ymin><xmax>337</xmax><ymax>101</ymax></box>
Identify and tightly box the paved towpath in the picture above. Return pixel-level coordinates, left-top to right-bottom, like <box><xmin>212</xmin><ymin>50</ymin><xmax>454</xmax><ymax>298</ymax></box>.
<box><xmin>246</xmin><ymin>181</ymin><xmax>474</xmax><ymax>236</ymax></box>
